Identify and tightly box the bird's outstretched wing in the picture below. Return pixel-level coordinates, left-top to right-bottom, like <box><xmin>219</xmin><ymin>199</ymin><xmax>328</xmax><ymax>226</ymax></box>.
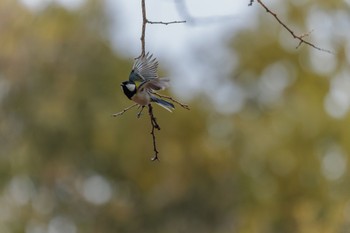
<box><xmin>139</xmin><ymin>78</ymin><xmax>170</xmax><ymax>92</ymax></box>
<box><xmin>129</xmin><ymin>52</ymin><xmax>159</xmax><ymax>82</ymax></box>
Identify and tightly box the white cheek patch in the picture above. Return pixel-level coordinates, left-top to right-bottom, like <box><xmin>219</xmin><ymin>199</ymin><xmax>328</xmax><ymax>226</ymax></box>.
<box><xmin>126</xmin><ymin>83</ymin><xmax>136</xmax><ymax>92</ymax></box>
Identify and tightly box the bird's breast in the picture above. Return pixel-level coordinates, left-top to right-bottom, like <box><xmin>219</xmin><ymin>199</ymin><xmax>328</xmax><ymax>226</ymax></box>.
<box><xmin>131</xmin><ymin>91</ymin><xmax>150</xmax><ymax>106</ymax></box>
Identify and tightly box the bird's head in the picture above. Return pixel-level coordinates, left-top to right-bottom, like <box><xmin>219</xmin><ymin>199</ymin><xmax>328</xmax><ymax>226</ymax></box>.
<box><xmin>121</xmin><ymin>81</ymin><xmax>137</xmax><ymax>99</ymax></box>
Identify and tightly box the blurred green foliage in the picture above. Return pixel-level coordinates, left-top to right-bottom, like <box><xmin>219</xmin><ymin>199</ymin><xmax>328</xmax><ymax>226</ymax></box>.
<box><xmin>1</xmin><ymin>0</ymin><xmax>350</xmax><ymax>233</ymax></box>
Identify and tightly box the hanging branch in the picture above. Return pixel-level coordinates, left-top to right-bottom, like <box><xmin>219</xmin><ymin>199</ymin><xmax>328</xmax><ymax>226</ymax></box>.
<box><xmin>249</xmin><ymin>0</ymin><xmax>332</xmax><ymax>54</ymax></box>
<box><xmin>114</xmin><ymin>0</ymin><xmax>187</xmax><ymax>161</ymax></box>
<box><xmin>138</xmin><ymin>0</ymin><xmax>186</xmax><ymax>161</ymax></box>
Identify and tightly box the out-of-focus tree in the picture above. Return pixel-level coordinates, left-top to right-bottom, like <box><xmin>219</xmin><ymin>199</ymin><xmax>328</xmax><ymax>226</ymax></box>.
<box><xmin>0</xmin><ymin>0</ymin><xmax>350</xmax><ymax>233</ymax></box>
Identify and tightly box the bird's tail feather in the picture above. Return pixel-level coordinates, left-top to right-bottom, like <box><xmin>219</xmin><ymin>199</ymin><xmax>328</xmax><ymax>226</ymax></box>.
<box><xmin>151</xmin><ymin>96</ymin><xmax>175</xmax><ymax>112</ymax></box>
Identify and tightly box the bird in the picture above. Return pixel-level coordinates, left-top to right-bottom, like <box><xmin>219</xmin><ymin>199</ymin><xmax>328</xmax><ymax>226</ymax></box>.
<box><xmin>121</xmin><ymin>53</ymin><xmax>175</xmax><ymax>112</ymax></box>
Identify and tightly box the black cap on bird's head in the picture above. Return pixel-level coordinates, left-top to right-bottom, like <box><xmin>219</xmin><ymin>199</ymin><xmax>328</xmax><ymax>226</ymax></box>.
<box><xmin>121</xmin><ymin>80</ymin><xmax>136</xmax><ymax>100</ymax></box>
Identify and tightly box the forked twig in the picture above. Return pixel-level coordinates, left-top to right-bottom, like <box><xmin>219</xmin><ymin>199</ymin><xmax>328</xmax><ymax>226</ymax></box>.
<box><xmin>296</xmin><ymin>29</ymin><xmax>314</xmax><ymax>49</ymax></box>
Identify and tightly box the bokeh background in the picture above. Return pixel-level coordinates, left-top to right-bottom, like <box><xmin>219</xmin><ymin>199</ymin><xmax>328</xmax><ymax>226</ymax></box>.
<box><xmin>1</xmin><ymin>0</ymin><xmax>350</xmax><ymax>232</ymax></box>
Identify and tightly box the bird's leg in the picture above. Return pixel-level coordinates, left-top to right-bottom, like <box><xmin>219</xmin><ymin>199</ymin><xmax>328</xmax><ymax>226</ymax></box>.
<box><xmin>137</xmin><ymin>105</ymin><xmax>145</xmax><ymax>118</ymax></box>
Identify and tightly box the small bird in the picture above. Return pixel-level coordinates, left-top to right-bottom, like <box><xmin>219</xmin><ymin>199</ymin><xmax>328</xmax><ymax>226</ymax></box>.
<box><xmin>121</xmin><ymin>53</ymin><xmax>175</xmax><ymax>112</ymax></box>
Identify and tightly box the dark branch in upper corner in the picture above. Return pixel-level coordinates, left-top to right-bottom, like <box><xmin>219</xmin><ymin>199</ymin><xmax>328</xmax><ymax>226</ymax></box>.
<box><xmin>250</xmin><ymin>0</ymin><xmax>332</xmax><ymax>54</ymax></box>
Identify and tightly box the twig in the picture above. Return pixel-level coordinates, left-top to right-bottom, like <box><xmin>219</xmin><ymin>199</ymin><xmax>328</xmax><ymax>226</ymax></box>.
<box><xmin>148</xmin><ymin>104</ymin><xmax>160</xmax><ymax>161</ymax></box>
<box><xmin>112</xmin><ymin>103</ymin><xmax>138</xmax><ymax>117</ymax></box>
<box><xmin>296</xmin><ymin>29</ymin><xmax>314</xmax><ymax>49</ymax></box>
<box><xmin>147</xmin><ymin>20</ymin><xmax>186</xmax><ymax>25</ymax></box>
<box><xmin>153</xmin><ymin>93</ymin><xmax>190</xmax><ymax>110</ymax></box>
<box><xmin>254</xmin><ymin>0</ymin><xmax>332</xmax><ymax>54</ymax></box>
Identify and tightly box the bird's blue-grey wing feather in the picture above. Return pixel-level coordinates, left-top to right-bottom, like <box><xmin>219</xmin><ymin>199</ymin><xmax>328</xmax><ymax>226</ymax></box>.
<box><xmin>150</xmin><ymin>96</ymin><xmax>175</xmax><ymax>112</ymax></box>
<box><xmin>129</xmin><ymin>52</ymin><xmax>159</xmax><ymax>82</ymax></box>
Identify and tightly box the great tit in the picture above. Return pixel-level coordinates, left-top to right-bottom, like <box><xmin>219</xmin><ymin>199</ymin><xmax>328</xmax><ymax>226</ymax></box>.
<box><xmin>121</xmin><ymin>53</ymin><xmax>175</xmax><ymax>112</ymax></box>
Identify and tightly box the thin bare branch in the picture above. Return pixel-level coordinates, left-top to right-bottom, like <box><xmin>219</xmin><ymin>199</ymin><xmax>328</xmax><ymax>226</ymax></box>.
<box><xmin>112</xmin><ymin>103</ymin><xmax>138</xmax><ymax>117</ymax></box>
<box><xmin>148</xmin><ymin>104</ymin><xmax>160</xmax><ymax>161</ymax></box>
<box><xmin>153</xmin><ymin>93</ymin><xmax>190</xmax><ymax>110</ymax></box>
<box><xmin>147</xmin><ymin>20</ymin><xmax>186</xmax><ymax>25</ymax></box>
<box><xmin>253</xmin><ymin>0</ymin><xmax>332</xmax><ymax>54</ymax></box>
